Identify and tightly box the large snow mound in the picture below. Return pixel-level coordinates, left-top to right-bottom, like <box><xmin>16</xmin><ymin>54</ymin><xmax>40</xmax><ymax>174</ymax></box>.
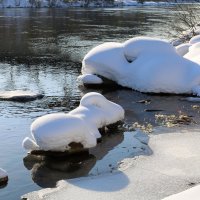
<box><xmin>23</xmin><ymin>92</ymin><xmax>124</xmax><ymax>152</ymax></box>
<box><xmin>0</xmin><ymin>90</ymin><xmax>44</xmax><ymax>102</ymax></box>
<box><xmin>81</xmin><ymin>37</ymin><xmax>200</xmax><ymax>95</ymax></box>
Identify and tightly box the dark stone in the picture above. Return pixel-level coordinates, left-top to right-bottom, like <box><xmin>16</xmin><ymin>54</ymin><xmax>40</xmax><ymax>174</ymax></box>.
<box><xmin>144</xmin><ymin>109</ymin><xmax>164</xmax><ymax>112</ymax></box>
<box><xmin>0</xmin><ymin>176</ymin><xmax>8</xmax><ymax>188</ymax></box>
<box><xmin>137</xmin><ymin>99</ymin><xmax>151</xmax><ymax>104</ymax></box>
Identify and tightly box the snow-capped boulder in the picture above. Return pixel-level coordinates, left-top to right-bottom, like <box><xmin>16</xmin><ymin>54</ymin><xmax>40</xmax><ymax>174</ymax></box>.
<box><xmin>0</xmin><ymin>90</ymin><xmax>44</xmax><ymax>102</ymax></box>
<box><xmin>82</xmin><ymin>37</ymin><xmax>200</xmax><ymax>95</ymax></box>
<box><xmin>23</xmin><ymin>92</ymin><xmax>124</xmax><ymax>152</ymax></box>
<box><xmin>23</xmin><ymin>113</ymin><xmax>97</xmax><ymax>152</ymax></box>
<box><xmin>69</xmin><ymin>92</ymin><xmax>124</xmax><ymax>138</ymax></box>
<box><xmin>176</xmin><ymin>43</ymin><xmax>191</xmax><ymax>56</ymax></box>
<box><xmin>0</xmin><ymin>168</ymin><xmax>8</xmax><ymax>186</ymax></box>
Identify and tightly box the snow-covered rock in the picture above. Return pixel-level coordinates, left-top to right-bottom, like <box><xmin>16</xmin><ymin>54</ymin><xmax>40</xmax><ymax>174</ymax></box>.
<box><xmin>23</xmin><ymin>113</ymin><xmax>97</xmax><ymax>151</ymax></box>
<box><xmin>0</xmin><ymin>90</ymin><xmax>44</xmax><ymax>102</ymax></box>
<box><xmin>0</xmin><ymin>168</ymin><xmax>8</xmax><ymax>185</ymax></box>
<box><xmin>23</xmin><ymin>92</ymin><xmax>124</xmax><ymax>152</ymax></box>
<box><xmin>69</xmin><ymin>92</ymin><xmax>124</xmax><ymax>138</ymax></box>
<box><xmin>176</xmin><ymin>43</ymin><xmax>191</xmax><ymax>56</ymax></box>
<box><xmin>82</xmin><ymin>37</ymin><xmax>200</xmax><ymax>95</ymax></box>
<box><xmin>78</xmin><ymin>74</ymin><xmax>103</xmax><ymax>85</ymax></box>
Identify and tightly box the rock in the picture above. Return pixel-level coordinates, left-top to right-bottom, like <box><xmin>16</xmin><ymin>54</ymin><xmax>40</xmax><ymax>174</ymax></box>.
<box><xmin>0</xmin><ymin>90</ymin><xmax>44</xmax><ymax>102</ymax></box>
<box><xmin>0</xmin><ymin>168</ymin><xmax>8</xmax><ymax>187</ymax></box>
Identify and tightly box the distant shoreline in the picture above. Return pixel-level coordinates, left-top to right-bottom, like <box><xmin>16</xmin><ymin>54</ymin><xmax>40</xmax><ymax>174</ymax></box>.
<box><xmin>0</xmin><ymin>0</ymin><xmax>199</xmax><ymax>9</ymax></box>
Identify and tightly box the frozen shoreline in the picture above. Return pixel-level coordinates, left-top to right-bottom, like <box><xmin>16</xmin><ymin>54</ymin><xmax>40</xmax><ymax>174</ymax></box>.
<box><xmin>22</xmin><ymin>125</ymin><xmax>200</xmax><ymax>200</ymax></box>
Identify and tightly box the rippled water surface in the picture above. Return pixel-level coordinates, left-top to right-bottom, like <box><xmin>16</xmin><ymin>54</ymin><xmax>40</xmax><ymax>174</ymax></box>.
<box><xmin>0</xmin><ymin>6</ymin><xmax>200</xmax><ymax>200</ymax></box>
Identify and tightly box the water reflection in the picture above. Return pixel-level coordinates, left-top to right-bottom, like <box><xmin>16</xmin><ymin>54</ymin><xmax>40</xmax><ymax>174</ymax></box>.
<box><xmin>23</xmin><ymin>130</ymin><xmax>124</xmax><ymax>188</ymax></box>
<box><xmin>23</xmin><ymin>129</ymin><xmax>152</xmax><ymax>188</ymax></box>
<box><xmin>23</xmin><ymin>153</ymin><xmax>96</xmax><ymax>187</ymax></box>
<box><xmin>0</xmin><ymin>7</ymin><xmax>172</xmax><ymax>63</ymax></box>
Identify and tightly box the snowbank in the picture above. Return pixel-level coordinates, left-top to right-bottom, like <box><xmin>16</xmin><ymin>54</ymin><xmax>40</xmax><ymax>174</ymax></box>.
<box><xmin>0</xmin><ymin>90</ymin><xmax>44</xmax><ymax>102</ymax></box>
<box><xmin>23</xmin><ymin>92</ymin><xmax>124</xmax><ymax>152</ymax></box>
<box><xmin>81</xmin><ymin>37</ymin><xmax>200</xmax><ymax>95</ymax></box>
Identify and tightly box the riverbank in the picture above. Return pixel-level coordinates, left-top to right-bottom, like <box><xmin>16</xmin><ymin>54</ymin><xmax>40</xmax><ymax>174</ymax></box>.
<box><xmin>0</xmin><ymin>0</ymin><xmax>199</xmax><ymax>8</ymax></box>
<box><xmin>22</xmin><ymin>125</ymin><xmax>200</xmax><ymax>200</ymax></box>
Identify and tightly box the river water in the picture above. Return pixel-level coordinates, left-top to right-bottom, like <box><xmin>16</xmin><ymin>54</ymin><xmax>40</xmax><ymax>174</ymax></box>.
<box><xmin>0</xmin><ymin>6</ymin><xmax>200</xmax><ymax>200</ymax></box>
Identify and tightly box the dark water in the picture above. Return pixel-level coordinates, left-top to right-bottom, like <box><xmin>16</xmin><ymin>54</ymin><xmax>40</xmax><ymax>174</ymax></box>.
<box><xmin>0</xmin><ymin>7</ymin><xmax>200</xmax><ymax>200</ymax></box>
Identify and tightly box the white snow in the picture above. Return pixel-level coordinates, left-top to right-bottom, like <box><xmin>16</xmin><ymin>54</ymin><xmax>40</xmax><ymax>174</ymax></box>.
<box><xmin>189</xmin><ymin>35</ymin><xmax>200</xmax><ymax>45</ymax></box>
<box><xmin>82</xmin><ymin>37</ymin><xmax>200</xmax><ymax>94</ymax></box>
<box><xmin>23</xmin><ymin>92</ymin><xmax>124</xmax><ymax>152</ymax></box>
<box><xmin>163</xmin><ymin>185</ymin><xmax>200</xmax><ymax>200</ymax></box>
<box><xmin>77</xmin><ymin>74</ymin><xmax>103</xmax><ymax>85</ymax></box>
<box><xmin>175</xmin><ymin>43</ymin><xmax>191</xmax><ymax>56</ymax></box>
<box><xmin>0</xmin><ymin>90</ymin><xmax>43</xmax><ymax>101</ymax></box>
<box><xmin>0</xmin><ymin>168</ymin><xmax>8</xmax><ymax>179</ymax></box>
<box><xmin>22</xmin><ymin>126</ymin><xmax>200</xmax><ymax>200</ymax></box>
<box><xmin>69</xmin><ymin>92</ymin><xmax>124</xmax><ymax>136</ymax></box>
<box><xmin>184</xmin><ymin>42</ymin><xmax>200</xmax><ymax>65</ymax></box>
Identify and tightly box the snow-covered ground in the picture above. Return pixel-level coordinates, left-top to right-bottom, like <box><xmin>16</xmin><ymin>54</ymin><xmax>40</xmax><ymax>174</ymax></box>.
<box><xmin>22</xmin><ymin>126</ymin><xmax>200</xmax><ymax>200</ymax></box>
<box><xmin>23</xmin><ymin>92</ymin><xmax>124</xmax><ymax>152</ymax></box>
<box><xmin>80</xmin><ymin>36</ymin><xmax>200</xmax><ymax>95</ymax></box>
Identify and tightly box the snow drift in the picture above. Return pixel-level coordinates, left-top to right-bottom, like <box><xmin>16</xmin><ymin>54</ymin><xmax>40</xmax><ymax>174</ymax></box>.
<box><xmin>22</xmin><ymin>92</ymin><xmax>124</xmax><ymax>152</ymax></box>
<box><xmin>80</xmin><ymin>37</ymin><xmax>200</xmax><ymax>95</ymax></box>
